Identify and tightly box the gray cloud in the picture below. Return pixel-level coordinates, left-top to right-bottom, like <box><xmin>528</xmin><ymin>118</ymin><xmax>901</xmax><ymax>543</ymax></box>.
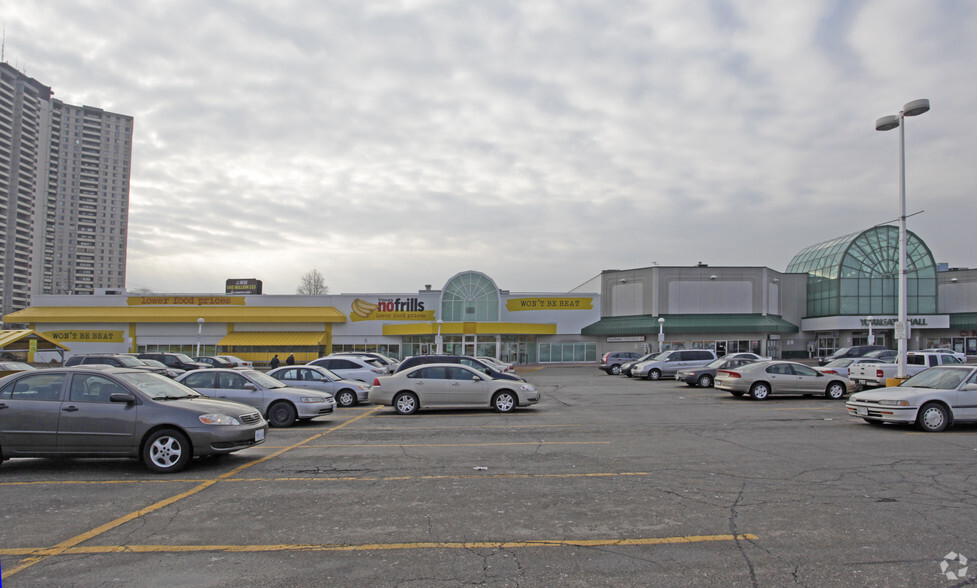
<box><xmin>5</xmin><ymin>0</ymin><xmax>975</xmax><ymax>294</ymax></box>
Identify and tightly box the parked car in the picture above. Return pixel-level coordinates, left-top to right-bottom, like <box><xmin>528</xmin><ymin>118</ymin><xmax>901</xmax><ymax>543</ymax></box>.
<box><xmin>394</xmin><ymin>355</ymin><xmax>526</xmax><ymax>382</ymax></box>
<box><xmin>139</xmin><ymin>358</ymin><xmax>186</xmax><ymax>379</ymax></box>
<box><xmin>920</xmin><ymin>348</ymin><xmax>968</xmax><ymax>363</ymax></box>
<box><xmin>815</xmin><ymin>357</ymin><xmax>886</xmax><ymax>379</ymax></box>
<box><xmin>817</xmin><ymin>345</ymin><xmax>888</xmax><ymax>366</ymax></box>
<box><xmin>137</xmin><ymin>353</ymin><xmax>212</xmax><ymax>371</ymax></box>
<box><xmin>193</xmin><ymin>356</ymin><xmax>235</xmax><ymax>369</ymax></box>
<box><xmin>0</xmin><ymin>361</ymin><xmax>36</xmax><ymax>377</ymax></box>
<box><xmin>0</xmin><ymin>367</ymin><xmax>267</xmax><ymax>473</ymax></box>
<box><xmin>267</xmin><ymin>365</ymin><xmax>371</xmax><ymax>407</ymax></box>
<box><xmin>215</xmin><ymin>355</ymin><xmax>253</xmax><ymax>368</ymax></box>
<box><xmin>619</xmin><ymin>353</ymin><xmax>657</xmax><ymax>378</ymax></box>
<box><xmin>369</xmin><ymin>363</ymin><xmax>539</xmax><ymax>414</ymax></box>
<box><xmin>309</xmin><ymin>355</ymin><xmax>388</xmax><ymax>382</ymax></box>
<box><xmin>848</xmin><ymin>351</ymin><xmax>963</xmax><ymax>388</ymax></box>
<box><xmin>65</xmin><ymin>354</ymin><xmax>169</xmax><ymax>377</ymax></box>
<box><xmin>598</xmin><ymin>351</ymin><xmax>643</xmax><ymax>375</ymax></box>
<box><xmin>675</xmin><ymin>356</ymin><xmax>758</xmax><ymax>388</ymax></box>
<box><xmin>862</xmin><ymin>349</ymin><xmax>898</xmax><ymax>361</ymax></box>
<box><xmin>845</xmin><ymin>365</ymin><xmax>977</xmax><ymax>432</ymax></box>
<box><xmin>331</xmin><ymin>352</ymin><xmax>400</xmax><ymax>369</ymax></box>
<box><xmin>715</xmin><ymin>360</ymin><xmax>856</xmax><ymax>400</ymax></box>
<box><xmin>176</xmin><ymin>368</ymin><xmax>336</xmax><ymax>427</ymax></box>
<box><xmin>477</xmin><ymin>356</ymin><xmax>514</xmax><ymax>373</ymax></box>
<box><xmin>630</xmin><ymin>349</ymin><xmax>718</xmax><ymax>380</ymax></box>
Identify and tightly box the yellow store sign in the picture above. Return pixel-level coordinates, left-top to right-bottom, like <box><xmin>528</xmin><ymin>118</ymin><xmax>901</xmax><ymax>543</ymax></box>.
<box><xmin>349</xmin><ymin>298</ymin><xmax>435</xmax><ymax>322</ymax></box>
<box><xmin>43</xmin><ymin>330</ymin><xmax>125</xmax><ymax>343</ymax></box>
<box><xmin>506</xmin><ymin>297</ymin><xmax>594</xmax><ymax>311</ymax></box>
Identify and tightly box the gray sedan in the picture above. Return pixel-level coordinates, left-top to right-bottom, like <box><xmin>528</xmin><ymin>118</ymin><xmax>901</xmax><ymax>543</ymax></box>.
<box><xmin>267</xmin><ymin>365</ymin><xmax>371</xmax><ymax>407</ymax></box>
<box><xmin>675</xmin><ymin>356</ymin><xmax>757</xmax><ymax>388</ymax></box>
<box><xmin>177</xmin><ymin>368</ymin><xmax>336</xmax><ymax>427</ymax></box>
<box><xmin>845</xmin><ymin>365</ymin><xmax>977</xmax><ymax>432</ymax></box>
<box><xmin>0</xmin><ymin>367</ymin><xmax>267</xmax><ymax>473</ymax></box>
<box><xmin>714</xmin><ymin>360</ymin><xmax>856</xmax><ymax>400</ymax></box>
<box><xmin>370</xmin><ymin>363</ymin><xmax>539</xmax><ymax>415</ymax></box>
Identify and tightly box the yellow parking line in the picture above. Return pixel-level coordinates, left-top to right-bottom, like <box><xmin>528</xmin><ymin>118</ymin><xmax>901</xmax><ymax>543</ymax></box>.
<box><xmin>305</xmin><ymin>441</ymin><xmax>610</xmax><ymax>448</ymax></box>
<box><xmin>0</xmin><ymin>407</ymin><xmax>382</xmax><ymax>580</ymax></box>
<box><xmin>0</xmin><ymin>471</ymin><xmax>647</xmax><ymax>487</ymax></box>
<box><xmin>0</xmin><ymin>533</ymin><xmax>758</xmax><ymax>556</ymax></box>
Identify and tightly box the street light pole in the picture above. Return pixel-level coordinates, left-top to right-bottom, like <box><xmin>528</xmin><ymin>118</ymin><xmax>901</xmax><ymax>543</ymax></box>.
<box><xmin>196</xmin><ymin>318</ymin><xmax>205</xmax><ymax>357</ymax></box>
<box><xmin>866</xmin><ymin>316</ymin><xmax>875</xmax><ymax>346</ymax></box>
<box><xmin>657</xmin><ymin>317</ymin><xmax>665</xmax><ymax>353</ymax></box>
<box><xmin>876</xmin><ymin>98</ymin><xmax>930</xmax><ymax>380</ymax></box>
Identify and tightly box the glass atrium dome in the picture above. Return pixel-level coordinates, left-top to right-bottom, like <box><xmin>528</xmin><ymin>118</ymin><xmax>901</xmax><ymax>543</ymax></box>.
<box><xmin>786</xmin><ymin>226</ymin><xmax>937</xmax><ymax>317</ymax></box>
<box><xmin>440</xmin><ymin>271</ymin><xmax>501</xmax><ymax>322</ymax></box>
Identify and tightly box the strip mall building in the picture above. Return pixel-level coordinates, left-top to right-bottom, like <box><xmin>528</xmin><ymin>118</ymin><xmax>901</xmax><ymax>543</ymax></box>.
<box><xmin>5</xmin><ymin>228</ymin><xmax>977</xmax><ymax>364</ymax></box>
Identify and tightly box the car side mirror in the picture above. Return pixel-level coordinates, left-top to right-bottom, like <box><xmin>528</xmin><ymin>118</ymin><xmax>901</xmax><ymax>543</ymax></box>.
<box><xmin>243</xmin><ymin>383</ymin><xmax>257</xmax><ymax>391</ymax></box>
<box><xmin>110</xmin><ymin>392</ymin><xmax>136</xmax><ymax>404</ymax></box>
<box><xmin>472</xmin><ymin>376</ymin><xmax>482</xmax><ymax>381</ymax></box>
<box><xmin>962</xmin><ymin>383</ymin><xmax>977</xmax><ymax>391</ymax></box>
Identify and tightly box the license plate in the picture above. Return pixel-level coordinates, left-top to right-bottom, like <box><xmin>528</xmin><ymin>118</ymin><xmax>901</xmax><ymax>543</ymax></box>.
<box><xmin>255</xmin><ymin>428</ymin><xmax>265</xmax><ymax>442</ymax></box>
<box><xmin>856</xmin><ymin>407</ymin><xmax>867</xmax><ymax>416</ymax></box>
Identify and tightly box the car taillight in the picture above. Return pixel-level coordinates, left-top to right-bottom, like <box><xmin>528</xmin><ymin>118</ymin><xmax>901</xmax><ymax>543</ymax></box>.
<box><xmin>718</xmin><ymin>370</ymin><xmax>740</xmax><ymax>378</ymax></box>
<box><xmin>372</xmin><ymin>378</ymin><xmax>381</xmax><ymax>386</ymax></box>
<box><xmin>876</xmin><ymin>369</ymin><xmax>884</xmax><ymax>378</ymax></box>
<box><xmin>823</xmin><ymin>370</ymin><xmax>838</xmax><ymax>375</ymax></box>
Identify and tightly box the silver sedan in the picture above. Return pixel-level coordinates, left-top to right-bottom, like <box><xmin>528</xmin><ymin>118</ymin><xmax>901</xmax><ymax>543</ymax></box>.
<box><xmin>267</xmin><ymin>365</ymin><xmax>371</xmax><ymax>407</ymax></box>
<box><xmin>177</xmin><ymin>368</ymin><xmax>335</xmax><ymax>427</ymax></box>
<box><xmin>369</xmin><ymin>363</ymin><xmax>539</xmax><ymax>415</ymax></box>
<box><xmin>845</xmin><ymin>365</ymin><xmax>977</xmax><ymax>432</ymax></box>
<box><xmin>714</xmin><ymin>360</ymin><xmax>856</xmax><ymax>400</ymax></box>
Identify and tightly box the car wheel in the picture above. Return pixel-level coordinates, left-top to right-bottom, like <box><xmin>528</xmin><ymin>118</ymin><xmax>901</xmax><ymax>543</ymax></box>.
<box><xmin>825</xmin><ymin>382</ymin><xmax>846</xmax><ymax>400</ymax></box>
<box><xmin>749</xmin><ymin>382</ymin><xmax>770</xmax><ymax>400</ymax></box>
<box><xmin>394</xmin><ymin>392</ymin><xmax>419</xmax><ymax>415</ymax></box>
<box><xmin>143</xmin><ymin>429</ymin><xmax>191</xmax><ymax>474</ymax></box>
<box><xmin>647</xmin><ymin>369</ymin><xmax>662</xmax><ymax>381</ymax></box>
<box><xmin>697</xmin><ymin>374</ymin><xmax>713</xmax><ymax>388</ymax></box>
<box><xmin>916</xmin><ymin>402</ymin><xmax>949</xmax><ymax>432</ymax></box>
<box><xmin>493</xmin><ymin>391</ymin><xmax>517</xmax><ymax>413</ymax></box>
<box><xmin>336</xmin><ymin>389</ymin><xmax>357</xmax><ymax>407</ymax></box>
<box><xmin>267</xmin><ymin>401</ymin><xmax>297</xmax><ymax>427</ymax></box>
<box><xmin>610</xmin><ymin>365</ymin><xmax>621</xmax><ymax>375</ymax></box>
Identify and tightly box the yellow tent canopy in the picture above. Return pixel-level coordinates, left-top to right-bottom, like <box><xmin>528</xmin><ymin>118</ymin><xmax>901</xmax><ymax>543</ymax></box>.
<box><xmin>0</xmin><ymin>329</ymin><xmax>70</xmax><ymax>361</ymax></box>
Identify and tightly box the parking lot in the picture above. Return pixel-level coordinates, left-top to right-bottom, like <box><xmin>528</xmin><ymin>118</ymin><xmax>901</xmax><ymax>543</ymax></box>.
<box><xmin>2</xmin><ymin>365</ymin><xmax>976</xmax><ymax>586</ymax></box>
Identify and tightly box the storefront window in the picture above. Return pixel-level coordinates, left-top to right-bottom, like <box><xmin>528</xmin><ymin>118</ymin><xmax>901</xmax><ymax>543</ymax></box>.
<box><xmin>441</xmin><ymin>271</ymin><xmax>501</xmax><ymax>322</ymax></box>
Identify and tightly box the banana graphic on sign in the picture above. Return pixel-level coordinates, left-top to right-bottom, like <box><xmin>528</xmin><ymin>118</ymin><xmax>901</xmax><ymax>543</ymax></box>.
<box><xmin>351</xmin><ymin>298</ymin><xmax>378</xmax><ymax>318</ymax></box>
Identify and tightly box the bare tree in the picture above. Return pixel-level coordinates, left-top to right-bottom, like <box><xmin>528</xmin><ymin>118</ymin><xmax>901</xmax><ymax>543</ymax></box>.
<box><xmin>297</xmin><ymin>269</ymin><xmax>328</xmax><ymax>295</ymax></box>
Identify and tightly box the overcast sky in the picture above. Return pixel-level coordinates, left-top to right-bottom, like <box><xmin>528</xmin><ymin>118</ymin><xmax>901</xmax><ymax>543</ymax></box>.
<box><xmin>5</xmin><ymin>1</ymin><xmax>975</xmax><ymax>295</ymax></box>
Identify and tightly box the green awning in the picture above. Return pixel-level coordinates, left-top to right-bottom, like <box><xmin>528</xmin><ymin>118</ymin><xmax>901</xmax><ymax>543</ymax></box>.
<box><xmin>581</xmin><ymin>314</ymin><xmax>799</xmax><ymax>336</ymax></box>
<box><xmin>949</xmin><ymin>313</ymin><xmax>977</xmax><ymax>330</ymax></box>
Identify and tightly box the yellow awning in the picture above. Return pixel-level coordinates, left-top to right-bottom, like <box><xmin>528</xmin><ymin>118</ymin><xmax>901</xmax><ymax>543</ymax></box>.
<box><xmin>4</xmin><ymin>306</ymin><xmax>347</xmax><ymax>324</ymax></box>
<box><xmin>382</xmin><ymin>322</ymin><xmax>557</xmax><ymax>336</ymax></box>
<box><xmin>218</xmin><ymin>331</ymin><xmax>329</xmax><ymax>346</ymax></box>
<box><xmin>0</xmin><ymin>329</ymin><xmax>70</xmax><ymax>352</ymax></box>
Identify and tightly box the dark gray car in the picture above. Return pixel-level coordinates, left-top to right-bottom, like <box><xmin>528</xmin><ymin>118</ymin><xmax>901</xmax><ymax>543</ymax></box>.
<box><xmin>0</xmin><ymin>367</ymin><xmax>267</xmax><ymax>473</ymax></box>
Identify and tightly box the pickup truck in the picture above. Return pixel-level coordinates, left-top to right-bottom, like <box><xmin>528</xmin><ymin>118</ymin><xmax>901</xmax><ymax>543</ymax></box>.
<box><xmin>848</xmin><ymin>351</ymin><xmax>964</xmax><ymax>388</ymax></box>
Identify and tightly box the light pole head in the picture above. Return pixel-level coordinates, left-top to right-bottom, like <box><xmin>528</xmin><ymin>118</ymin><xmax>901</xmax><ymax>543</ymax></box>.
<box><xmin>658</xmin><ymin>318</ymin><xmax>665</xmax><ymax>325</ymax></box>
<box><xmin>903</xmin><ymin>98</ymin><xmax>930</xmax><ymax>117</ymax></box>
<box><xmin>875</xmin><ymin>114</ymin><xmax>900</xmax><ymax>132</ymax></box>
<box><xmin>197</xmin><ymin>318</ymin><xmax>205</xmax><ymax>324</ymax></box>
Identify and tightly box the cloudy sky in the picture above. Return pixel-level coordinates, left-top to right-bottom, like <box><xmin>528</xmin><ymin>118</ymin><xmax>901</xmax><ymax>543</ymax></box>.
<box><xmin>5</xmin><ymin>1</ymin><xmax>976</xmax><ymax>294</ymax></box>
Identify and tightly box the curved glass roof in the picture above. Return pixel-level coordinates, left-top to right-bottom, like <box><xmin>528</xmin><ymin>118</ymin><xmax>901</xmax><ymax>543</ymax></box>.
<box><xmin>786</xmin><ymin>226</ymin><xmax>937</xmax><ymax>317</ymax></box>
<box><xmin>441</xmin><ymin>271</ymin><xmax>501</xmax><ymax>322</ymax></box>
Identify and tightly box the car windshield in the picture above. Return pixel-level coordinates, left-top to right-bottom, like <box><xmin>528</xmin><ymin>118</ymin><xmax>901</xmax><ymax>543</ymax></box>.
<box><xmin>117</xmin><ymin>372</ymin><xmax>201</xmax><ymax>399</ymax></box>
<box><xmin>829</xmin><ymin>347</ymin><xmax>851</xmax><ymax>357</ymax></box>
<box><xmin>114</xmin><ymin>356</ymin><xmax>148</xmax><ymax>367</ymax></box>
<box><xmin>172</xmin><ymin>353</ymin><xmax>196</xmax><ymax>363</ymax></box>
<box><xmin>824</xmin><ymin>359</ymin><xmax>854</xmax><ymax>367</ymax></box>
<box><xmin>704</xmin><ymin>358</ymin><xmax>728</xmax><ymax>368</ymax></box>
<box><xmin>899</xmin><ymin>367</ymin><xmax>972</xmax><ymax>390</ymax></box>
<box><xmin>312</xmin><ymin>366</ymin><xmax>342</xmax><ymax>381</ymax></box>
<box><xmin>242</xmin><ymin>370</ymin><xmax>287</xmax><ymax>388</ymax></box>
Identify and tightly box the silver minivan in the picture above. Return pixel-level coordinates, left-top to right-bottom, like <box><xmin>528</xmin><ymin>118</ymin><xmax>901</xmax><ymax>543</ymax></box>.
<box><xmin>630</xmin><ymin>349</ymin><xmax>718</xmax><ymax>380</ymax></box>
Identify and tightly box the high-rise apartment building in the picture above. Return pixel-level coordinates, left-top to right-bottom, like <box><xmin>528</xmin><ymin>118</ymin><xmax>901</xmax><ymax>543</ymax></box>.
<box><xmin>0</xmin><ymin>62</ymin><xmax>132</xmax><ymax>323</ymax></box>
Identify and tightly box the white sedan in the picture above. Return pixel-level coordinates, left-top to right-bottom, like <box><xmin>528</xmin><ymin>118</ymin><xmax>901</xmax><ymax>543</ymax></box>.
<box><xmin>845</xmin><ymin>365</ymin><xmax>977</xmax><ymax>432</ymax></box>
<box><xmin>369</xmin><ymin>363</ymin><xmax>539</xmax><ymax>414</ymax></box>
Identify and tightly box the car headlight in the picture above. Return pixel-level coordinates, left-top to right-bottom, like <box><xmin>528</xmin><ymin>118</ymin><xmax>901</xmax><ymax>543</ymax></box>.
<box><xmin>519</xmin><ymin>384</ymin><xmax>535</xmax><ymax>392</ymax></box>
<box><xmin>199</xmin><ymin>414</ymin><xmax>241</xmax><ymax>426</ymax></box>
<box><xmin>300</xmin><ymin>396</ymin><xmax>329</xmax><ymax>403</ymax></box>
<box><xmin>878</xmin><ymin>399</ymin><xmax>910</xmax><ymax>407</ymax></box>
